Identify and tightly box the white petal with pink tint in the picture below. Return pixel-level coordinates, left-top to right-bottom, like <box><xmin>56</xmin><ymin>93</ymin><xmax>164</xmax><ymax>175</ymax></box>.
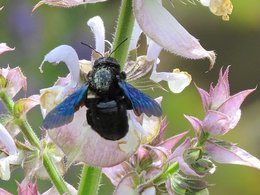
<box><xmin>87</xmin><ymin>16</ymin><xmax>105</xmax><ymax>54</ymax></box>
<box><xmin>5</xmin><ymin>67</ymin><xmax>27</xmax><ymax>98</ymax></box>
<box><xmin>146</xmin><ymin>40</ymin><xmax>162</xmax><ymax>62</ymax></box>
<box><xmin>0</xmin><ymin>124</ymin><xmax>22</xmax><ymax>180</ymax></box>
<box><xmin>184</xmin><ymin>115</ymin><xmax>203</xmax><ymax>135</ymax></box>
<box><xmin>33</xmin><ymin>0</ymin><xmax>107</xmax><ymax>11</ymax></box>
<box><xmin>48</xmin><ymin>108</ymin><xmax>141</xmax><ymax>167</ymax></box>
<box><xmin>39</xmin><ymin>45</ymin><xmax>80</xmax><ymax>87</ymax></box>
<box><xmin>0</xmin><ymin>124</ymin><xmax>16</xmax><ymax>155</ymax></box>
<box><xmin>205</xmin><ymin>139</ymin><xmax>260</xmax><ymax>169</ymax></box>
<box><xmin>133</xmin><ymin>0</ymin><xmax>216</xmax><ymax>69</ymax></box>
<box><xmin>0</xmin><ymin>43</ymin><xmax>15</xmax><ymax>55</ymax></box>
<box><xmin>129</xmin><ymin>20</ymin><xmax>142</xmax><ymax>51</ymax></box>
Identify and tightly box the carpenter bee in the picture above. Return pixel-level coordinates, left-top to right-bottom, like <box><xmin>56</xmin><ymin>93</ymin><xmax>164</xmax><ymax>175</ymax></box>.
<box><xmin>43</xmin><ymin>42</ymin><xmax>162</xmax><ymax>140</ymax></box>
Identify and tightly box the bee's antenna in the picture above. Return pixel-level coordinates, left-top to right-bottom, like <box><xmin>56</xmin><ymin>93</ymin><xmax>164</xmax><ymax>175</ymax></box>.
<box><xmin>81</xmin><ymin>42</ymin><xmax>103</xmax><ymax>57</ymax></box>
<box><xmin>109</xmin><ymin>38</ymin><xmax>128</xmax><ymax>57</ymax></box>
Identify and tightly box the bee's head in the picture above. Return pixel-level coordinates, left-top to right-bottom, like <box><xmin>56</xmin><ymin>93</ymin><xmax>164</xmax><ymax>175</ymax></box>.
<box><xmin>89</xmin><ymin>57</ymin><xmax>121</xmax><ymax>96</ymax></box>
<box><xmin>93</xmin><ymin>57</ymin><xmax>120</xmax><ymax>70</ymax></box>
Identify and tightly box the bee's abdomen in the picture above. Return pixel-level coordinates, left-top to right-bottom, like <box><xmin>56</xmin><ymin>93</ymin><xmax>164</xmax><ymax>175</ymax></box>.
<box><xmin>86</xmin><ymin>98</ymin><xmax>129</xmax><ymax>140</ymax></box>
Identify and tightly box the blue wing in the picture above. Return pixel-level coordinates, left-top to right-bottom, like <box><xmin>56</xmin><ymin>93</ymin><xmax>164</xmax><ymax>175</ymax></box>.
<box><xmin>43</xmin><ymin>85</ymin><xmax>88</xmax><ymax>129</ymax></box>
<box><xmin>118</xmin><ymin>81</ymin><xmax>162</xmax><ymax>117</ymax></box>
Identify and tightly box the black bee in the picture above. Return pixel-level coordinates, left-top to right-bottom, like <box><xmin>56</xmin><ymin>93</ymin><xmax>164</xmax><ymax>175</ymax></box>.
<box><xmin>43</xmin><ymin>49</ymin><xmax>162</xmax><ymax>141</ymax></box>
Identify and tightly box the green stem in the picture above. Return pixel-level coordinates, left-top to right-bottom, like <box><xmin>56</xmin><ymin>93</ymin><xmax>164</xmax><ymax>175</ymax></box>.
<box><xmin>0</xmin><ymin>93</ymin><xmax>70</xmax><ymax>194</ymax></box>
<box><xmin>78</xmin><ymin>165</ymin><xmax>102</xmax><ymax>195</ymax></box>
<box><xmin>111</xmin><ymin>0</ymin><xmax>135</xmax><ymax>69</ymax></box>
<box><xmin>43</xmin><ymin>151</ymin><xmax>70</xmax><ymax>194</ymax></box>
<box><xmin>15</xmin><ymin>118</ymin><xmax>41</xmax><ymax>149</ymax></box>
<box><xmin>0</xmin><ymin>92</ymin><xmax>14</xmax><ymax>113</ymax></box>
<box><xmin>153</xmin><ymin>162</ymin><xmax>179</xmax><ymax>184</ymax></box>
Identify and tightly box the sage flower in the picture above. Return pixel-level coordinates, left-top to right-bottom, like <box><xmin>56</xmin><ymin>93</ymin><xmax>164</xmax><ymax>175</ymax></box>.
<box><xmin>183</xmin><ymin>67</ymin><xmax>260</xmax><ymax>170</ymax></box>
<box><xmin>188</xmin><ymin>66</ymin><xmax>255</xmax><ymax>136</ymax></box>
<box><xmin>39</xmin><ymin>16</ymin><xmax>162</xmax><ymax>167</ymax></box>
<box><xmin>0</xmin><ymin>66</ymin><xmax>27</xmax><ymax>99</ymax></box>
<box><xmin>0</xmin><ymin>45</ymin><xmax>27</xmax><ymax>99</ymax></box>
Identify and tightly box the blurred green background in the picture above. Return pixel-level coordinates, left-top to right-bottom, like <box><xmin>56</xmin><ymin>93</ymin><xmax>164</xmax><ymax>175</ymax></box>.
<box><xmin>0</xmin><ymin>0</ymin><xmax>260</xmax><ymax>194</ymax></box>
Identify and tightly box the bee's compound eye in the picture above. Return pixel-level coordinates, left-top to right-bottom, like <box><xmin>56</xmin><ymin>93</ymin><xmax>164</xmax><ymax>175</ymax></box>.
<box><xmin>120</xmin><ymin>71</ymin><xmax>126</xmax><ymax>80</ymax></box>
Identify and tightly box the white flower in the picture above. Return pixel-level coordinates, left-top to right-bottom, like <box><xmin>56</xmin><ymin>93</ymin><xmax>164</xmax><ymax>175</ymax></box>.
<box><xmin>0</xmin><ymin>123</ymin><xmax>22</xmax><ymax>180</ymax></box>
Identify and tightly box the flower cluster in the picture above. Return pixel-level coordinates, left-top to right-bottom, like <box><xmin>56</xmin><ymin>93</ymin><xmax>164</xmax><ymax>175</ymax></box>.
<box><xmin>0</xmin><ymin>0</ymin><xmax>259</xmax><ymax>194</ymax></box>
<box><xmin>102</xmin><ymin>67</ymin><xmax>260</xmax><ymax>194</ymax></box>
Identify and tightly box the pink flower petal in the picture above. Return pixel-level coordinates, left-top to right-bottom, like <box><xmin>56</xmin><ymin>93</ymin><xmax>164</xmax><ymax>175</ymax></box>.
<box><xmin>209</xmin><ymin>66</ymin><xmax>230</xmax><ymax>109</ymax></box>
<box><xmin>39</xmin><ymin>45</ymin><xmax>80</xmax><ymax>87</ymax></box>
<box><xmin>195</xmin><ymin>83</ymin><xmax>210</xmax><ymax>112</ymax></box>
<box><xmin>102</xmin><ymin>161</ymin><xmax>133</xmax><ymax>186</ymax></box>
<box><xmin>184</xmin><ymin>115</ymin><xmax>203</xmax><ymax>135</ymax></box>
<box><xmin>205</xmin><ymin>139</ymin><xmax>260</xmax><ymax>169</ymax></box>
<box><xmin>87</xmin><ymin>16</ymin><xmax>105</xmax><ymax>54</ymax></box>
<box><xmin>17</xmin><ymin>181</ymin><xmax>38</xmax><ymax>195</ymax></box>
<box><xmin>133</xmin><ymin>0</ymin><xmax>216</xmax><ymax>69</ymax></box>
<box><xmin>159</xmin><ymin>131</ymin><xmax>189</xmax><ymax>151</ymax></box>
<box><xmin>0</xmin><ymin>188</ymin><xmax>12</xmax><ymax>195</ymax></box>
<box><xmin>0</xmin><ymin>43</ymin><xmax>15</xmax><ymax>55</ymax></box>
<box><xmin>5</xmin><ymin>67</ymin><xmax>27</xmax><ymax>98</ymax></box>
<box><xmin>218</xmin><ymin>88</ymin><xmax>255</xmax><ymax>117</ymax></box>
<box><xmin>33</xmin><ymin>0</ymin><xmax>107</xmax><ymax>11</ymax></box>
<box><xmin>203</xmin><ymin>110</ymin><xmax>231</xmax><ymax>135</ymax></box>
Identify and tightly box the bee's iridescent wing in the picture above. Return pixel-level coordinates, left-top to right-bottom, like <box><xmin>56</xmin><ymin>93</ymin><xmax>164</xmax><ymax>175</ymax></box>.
<box><xmin>118</xmin><ymin>81</ymin><xmax>162</xmax><ymax>117</ymax></box>
<box><xmin>43</xmin><ymin>85</ymin><xmax>88</xmax><ymax>129</ymax></box>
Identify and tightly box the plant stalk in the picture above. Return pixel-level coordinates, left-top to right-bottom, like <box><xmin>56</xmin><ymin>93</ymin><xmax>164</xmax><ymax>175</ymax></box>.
<box><xmin>111</xmin><ymin>0</ymin><xmax>135</xmax><ymax>69</ymax></box>
<box><xmin>78</xmin><ymin>166</ymin><xmax>102</xmax><ymax>195</ymax></box>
